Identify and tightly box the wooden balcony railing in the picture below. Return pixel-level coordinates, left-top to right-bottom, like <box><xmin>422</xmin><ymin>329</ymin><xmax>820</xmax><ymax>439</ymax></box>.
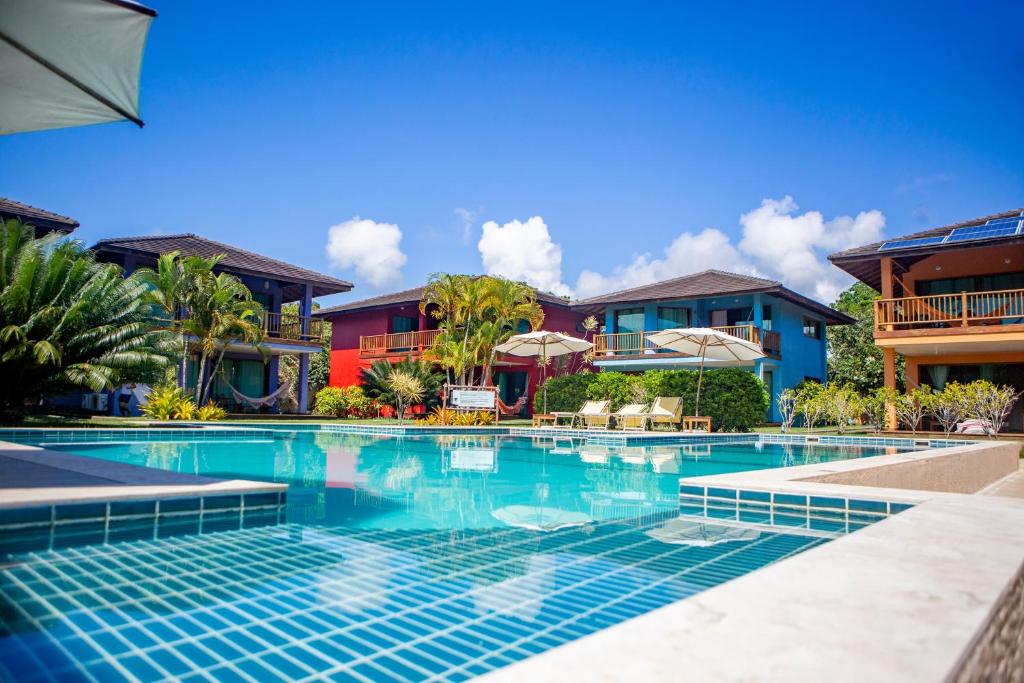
<box><xmin>874</xmin><ymin>288</ymin><xmax>1024</xmax><ymax>333</ymax></box>
<box><xmin>263</xmin><ymin>311</ymin><xmax>324</xmax><ymax>343</ymax></box>
<box><xmin>593</xmin><ymin>325</ymin><xmax>781</xmax><ymax>358</ymax></box>
<box><xmin>359</xmin><ymin>329</ymin><xmax>441</xmax><ymax>357</ymax></box>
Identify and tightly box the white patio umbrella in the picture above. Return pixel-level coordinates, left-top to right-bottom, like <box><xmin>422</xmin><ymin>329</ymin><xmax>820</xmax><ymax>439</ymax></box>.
<box><xmin>645</xmin><ymin>518</ymin><xmax>761</xmax><ymax>547</ymax></box>
<box><xmin>494</xmin><ymin>331</ymin><xmax>592</xmax><ymax>414</ymax></box>
<box><xmin>492</xmin><ymin>505</ymin><xmax>592</xmax><ymax>532</ymax></box>
<box><xmin>0</xmin><ymin>0</ymin><xmax>157</xmax><ymax>135</ymax></box>
<box><xmin>646</xmin><ymin>327</ymin><xmax>765</xmax><ymax>418</ymax></box>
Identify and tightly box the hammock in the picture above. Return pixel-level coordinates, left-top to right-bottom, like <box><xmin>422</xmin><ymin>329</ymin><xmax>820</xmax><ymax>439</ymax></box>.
<box><xmin>496</xmin><ymin>393</ymin><xmax>528</xmax><ymax>416</ymax></box>
<box><xmin>223</xmin><ymin>375</ymin><xmax>293</xmax><ymax>409</ymax></box>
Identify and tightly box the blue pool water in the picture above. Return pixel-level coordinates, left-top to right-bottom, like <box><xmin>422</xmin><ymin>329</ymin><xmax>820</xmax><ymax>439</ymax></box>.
<box><xmin>0</xmin><ymin>430</ymin><xmax>911</xmax><ymax>682</ymax></box>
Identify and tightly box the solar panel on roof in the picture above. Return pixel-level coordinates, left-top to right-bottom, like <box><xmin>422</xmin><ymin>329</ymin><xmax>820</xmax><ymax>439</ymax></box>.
<box><xmin>982</xmin><ymin>216</ymin><xmax>1024</xmax><ymax>227</ymax></box>
<box><xmin>945</xmin><ymin>223</ymin><xmax>1020</xmax><ymax>244</ymax></box>
<box><xmin>877</xmin><ymin>236</ymin><xmax>948</xmax><ymax>251</ymax></box>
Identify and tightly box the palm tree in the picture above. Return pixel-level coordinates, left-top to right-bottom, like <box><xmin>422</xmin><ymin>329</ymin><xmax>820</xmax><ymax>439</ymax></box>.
<box><xmin>478</xmin><ymin>277</ymin><xmax>543</xmax><ymax>385</ymax></box>
<box><xmin>135</xmin><ymin>251</ymin><xmax>222</xmax><ymax>386</ymax></box>
<box><xmin>0</xmin><ymin>220</ymin><xmax>173</xmax><ymax>413</ymax></box>
<box><xmin>181</xmin><ymin>271</ymin><xmax>266</xmax><ymax>405</ymax></box>
<box><xmin>387</xmin><ymin>370</ymin><xmax>425</xmax><ymax>425</ymax></box>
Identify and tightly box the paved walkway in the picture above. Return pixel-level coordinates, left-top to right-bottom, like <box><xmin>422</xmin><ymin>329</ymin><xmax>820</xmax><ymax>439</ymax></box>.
<box><xmin>981</xmin><ymin>462</ymin><xmax>1024</xmax><ymax>499</ymax></box>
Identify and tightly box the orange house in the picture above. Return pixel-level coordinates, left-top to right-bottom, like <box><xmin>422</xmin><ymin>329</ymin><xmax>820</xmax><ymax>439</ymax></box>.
<box><xmin>829</xmin><ymin>208</ymin><xmax>1024</xmax><ymax>431</ymax></box>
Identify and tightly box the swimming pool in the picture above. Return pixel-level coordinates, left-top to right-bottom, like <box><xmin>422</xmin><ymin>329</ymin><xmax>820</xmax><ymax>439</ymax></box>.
<box><xmin>0</xmin><ymin>429</ymin><xmax>915</xmax><ymax>682</ymax></box>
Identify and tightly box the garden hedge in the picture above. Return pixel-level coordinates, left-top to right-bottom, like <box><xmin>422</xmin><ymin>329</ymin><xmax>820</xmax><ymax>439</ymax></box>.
<box><xmin>540</xmin><ymin>368</ymin><xmax>769</xmax><ymax>432</ymax></box>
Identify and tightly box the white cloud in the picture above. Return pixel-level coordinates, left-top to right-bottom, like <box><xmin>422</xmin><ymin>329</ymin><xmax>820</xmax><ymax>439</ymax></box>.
<box><xmin>454</xmin><ymin>207</ymin><xmax>479</xmax><ymax>244</ymax></box>
<box><xmin>574</xmin><ymin>197</ymin><xmax>885</xmax><ymax>304</ymax></box>
<box><xmin>325</xmin><ymin>216</ymin><xmax>407</xmax><ymax>288</ymax></box>
<box><xmin>738</xmin><ymin>197</ymin><xmax>884</xmax><ymax>303</ymax></box>
<box><xmin>477</xmin><ymin>216</ymin><xmax>572</xmax><ymax>297</ymax></box>
<box><xmin>575</xmin><ymin>229</ymin><xmax>754</xmax><ymax>299</ymax></box>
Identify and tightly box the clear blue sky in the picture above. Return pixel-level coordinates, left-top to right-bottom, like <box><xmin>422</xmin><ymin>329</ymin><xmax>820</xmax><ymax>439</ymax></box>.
<box><xmin>3</xmin><ymin>1</ymin><xmax>1022</xmax><ymax>306</ymax></box>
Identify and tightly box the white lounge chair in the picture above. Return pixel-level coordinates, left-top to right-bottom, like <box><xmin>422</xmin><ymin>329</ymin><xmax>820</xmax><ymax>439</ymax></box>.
<box><xmin>551</xmin><ymin>400</ymin><xmax>611</xmax><ymax>429</ymax></box>
<box><xmin>615</xmin><ymin>403</ymin><xmax>649</xmax><ymax>431</ymax></box>
<box><xmin>647</xmin><ymin>396</ymin><xmax>683</xmax><ymax>431</ymax></box>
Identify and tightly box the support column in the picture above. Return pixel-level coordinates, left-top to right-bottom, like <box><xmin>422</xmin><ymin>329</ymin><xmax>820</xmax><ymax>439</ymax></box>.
<box><xmin>297</xmin><ymin>284</ymin><xmax>313</xmax><ymax>414</ymax></box>
<box><xmin>883</xmin><ymin>347</ymin><xmax>897</xmax><ymax>430</ymax></box>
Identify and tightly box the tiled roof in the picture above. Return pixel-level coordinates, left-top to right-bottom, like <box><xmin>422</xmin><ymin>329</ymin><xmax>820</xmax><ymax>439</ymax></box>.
<box><xmin>574</xmin><ymin>270</ymin><xmax>779</xmax><ymax>306</ymax></box>
<box><xmin>315</xmin><ymin>280</ymin><xmax>571</xmax><ymax>317</ymax></box>
<box><xmin>93</xmin><ymin>233</ymin><xmax>352</xmax><ymax>299</ymax></box>
<box><xmin>0</xmin><ymin>197</ymin><xmax>79</xmax><ymax>233</ymax></box>
<box><xmin>573</xmin><ymin>269</ymin><xmax>851</xmax><ymax>325</ymax></box>
<box><xmin>828</xmin><ymin>208</ymin><xmax>1024</xmax><ymax>290</ymax></box>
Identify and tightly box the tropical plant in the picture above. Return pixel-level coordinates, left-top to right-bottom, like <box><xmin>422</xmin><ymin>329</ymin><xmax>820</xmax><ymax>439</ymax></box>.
<box><xmin>795</xmin><ymin>381</ymin><xmax>827</xmax><ymax>432</ymax></box>
<box><xmin>140</xmin><ymin>384</ymin><xmax>196</xmax><ymax>421</ymax></box>
<box><xmin>0</xmin><ymin>221</ymin><xmax>173</xmax><ymax>415</ymax></box>
<box><xmin>961</xmin><ymin>380</ymin><xmax>1021</xmax><ymax>437</ymax></box>
<box><xmin>360</xmin><ymin>356</ymin><xmax>444</xmax><ymax>409</ymax></box>
<box><xmin>195</xmin><ymin>402</ymin><xmax>227</xmax><ymax>421</ymax></box>
<box><xmin>181</xmin><ymin>271</ymin><xmax>266</xmax><ymax>405</ymax></box>
<box><xmin>314</xmin><ymin>385</ymin><xmax>376</xmax><ymax>418</ymax></box>
<box><xmin>418</xmin><ymin>407</ymin><xmax>496</xmax><ymax>426</ymax></box>
<box><xmin>777</xmin><ymin>388</ymin><xmax>797</xmax><ymax>433</ymax></box>
<box><xmin>420</xmin><ymin>273</ymin><xmax>546</xmax><ymax>387</ymax></box>
<box><xmin>388</xmin><ymin>370</ymin><xmax>425</xmax><ymax>424</ymax></box>
<box><xmin>828</xmin><ymin>283</ymin><xmax>905</xmax><ymax>393</ymax></box>
<box><xmin>135</xmin><ymin>251</ymin><xmax>220</xmax><ymax>386</ymax></box>
<box><xmin>821</xmin><ymin>383</ymin><xmax>864</xmax><ymax>434</ymax></box>
<box><xmin>926</xmin><ymin>382</ymin><xmax>971</xmax><ymax>436</ymax></box>
<box><xmin>863</xmin><ymin>387</ymin><xmax>897</xmax><ymax>433</ymax></box>
<box><xmin>894</xmin><ymin>386</ymin><xmax>931</xmax><ymax>434</ymax></box>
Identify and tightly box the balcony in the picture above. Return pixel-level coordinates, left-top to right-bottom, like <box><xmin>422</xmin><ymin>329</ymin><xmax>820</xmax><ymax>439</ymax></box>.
<box><xmin>873</xmin><ymin>288</ymin><xmax>1024</xmax><ymax>354</ymax></box>
<box><xmin>874</xmin><ymin>289</ymin><xmax>1024</xmax><ymax>333</ymax></box>
<box><xmin>263</xmin><ymin>311</ymin><xmax>324</xmax><ymax>345</ymax></box>
<box><xmin>359</xmin><ymin>329</ymin><xmax>441</xmax><ymax>358</ymax></box>
<box><xmin>593</xmin><ymin>325</ymin><xmax>781</xmax><ymax>360</ymax></box>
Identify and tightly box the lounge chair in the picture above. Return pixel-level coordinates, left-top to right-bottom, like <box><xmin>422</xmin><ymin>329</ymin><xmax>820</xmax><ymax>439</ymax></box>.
<box><xmin>551</xmin><ymin>400</ymin><xmax>611</xmax><ymax>429</ymax></box>
<box><xmin>647</xmin><ymin>396</ymin><xmax>683</xmax><ymax>431</ymax></box>
<box><xmin>615</xmin><ymin>403</ymin><xmax>649</xmax><ymax>431</ymax></box>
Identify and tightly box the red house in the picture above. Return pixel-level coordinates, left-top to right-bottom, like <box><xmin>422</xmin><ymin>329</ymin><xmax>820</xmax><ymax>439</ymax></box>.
<box><xmin>314</xmin><ymin>283</ymin><xmax>588</xmax><ymax>414</ymax></box>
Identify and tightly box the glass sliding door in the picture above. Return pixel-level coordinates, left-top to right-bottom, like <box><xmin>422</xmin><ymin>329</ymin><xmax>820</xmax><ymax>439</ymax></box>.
<box><xmin>614</xmin><ymin>308</ymin><xmax>644</xmax><ymax>354</ymax></box>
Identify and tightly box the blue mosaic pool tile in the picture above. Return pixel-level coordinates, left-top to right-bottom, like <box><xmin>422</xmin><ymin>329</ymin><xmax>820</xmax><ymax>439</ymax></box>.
<box><xmin>809</xmin><ymin>496</ymin><xmax>846</xmax><ymax>510</ymax></box>
<box><xmin>849</xmin><ymin>498</ymin><xmax>888</xmax><ymax>514</ymax></box>
<box><xmin>739</xmin><ymin>489</ymin><xmax>771</xmax><ymax>503</ymax></box>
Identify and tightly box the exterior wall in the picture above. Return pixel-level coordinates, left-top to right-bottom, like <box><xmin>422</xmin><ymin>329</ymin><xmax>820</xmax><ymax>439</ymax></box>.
<box><xmin>597</xmin><ymin>293</ymin><xmax>830</xmax><ymax>422</ymax></box>
<box><xmin>898</xmin><ymin>243</ymin><xmax>1023</xmax><ymax>296</ymax></box>
<box><xmin>324</xmin><ymin>300</ymin><xmax>587</xmax><ymax>414</ymax></box>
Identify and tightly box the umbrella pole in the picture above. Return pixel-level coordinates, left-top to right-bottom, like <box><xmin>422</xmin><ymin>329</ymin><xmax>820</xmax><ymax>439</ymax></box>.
<box><xmin>542</xmin><ymin>339</ymin><xmax>548</xmax><ymax>414</ymax></box>
<box><xmin>694</xmin><ymin>340</ymin><xmax>707</xmax><ymax>417</ymax></box>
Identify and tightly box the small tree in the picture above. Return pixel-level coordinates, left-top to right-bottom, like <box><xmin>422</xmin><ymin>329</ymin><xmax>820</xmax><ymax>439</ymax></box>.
<box><xmin>963</xmin><ymin>380</ymin><xmax>1021</xmax><ymax>437</ymax></box>
<box><xmin>863</xmin><ymin>387</ymin><xmax>896</xmax><ymax>434</ymax></box>
<box><xmin>895</xmin><ymin>386</ymin><xmax>931</xmax><ymax>434</ymax></box>
<box><xmin>824</xmin><ymin>384</ymin><xmax>863</xmax><ymax>434</ymax></box>
<box><xmin>387</xmin><ymin>370</ymin><xmax>425</xmax><ymax>425</ymax></box>
<box><xmin>796</xmin><ymin>382</ymin><xmax>827</xmax><ymax>433</ymax></box>
<box><xmin>777</xmin><ymin>389</ymin><xmax>797</xmax><ymax>433</ymax></box>
<box><xmin>926</xmin><ymin>382</ymin><xmax>970</xmax><ymax>437</ymax></box>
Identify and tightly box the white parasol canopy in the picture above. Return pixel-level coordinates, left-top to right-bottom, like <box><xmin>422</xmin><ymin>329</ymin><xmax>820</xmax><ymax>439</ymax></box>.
<box><xmin>646</xmin><ymin>327</ymin><xmax>765</xmax><ymax>419</ymax></box>
<box><xmin>645</xmin><ymin>518</ymin><xmax>761</xmax><ymax>547</ymax></box>
<box><xmin>0</xmin><ymin>0</ymin><xmax>157</xmax><ymax>135</ymax></box>
<box><xmin>495</xmin><ymin>331</ymin><xmax>592</xmax><ymax>414</ymax></box>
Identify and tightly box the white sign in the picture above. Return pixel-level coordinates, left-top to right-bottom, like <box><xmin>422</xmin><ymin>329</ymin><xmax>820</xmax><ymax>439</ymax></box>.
<box><xmin>451</xmin><ymin>389</ymin><xmax>496</xmax><ymax>409</ymax></box>
<box><xmin>450</xmin><ymin>448</ymin><xmax>497</xmax><ymax>472</ymax></box>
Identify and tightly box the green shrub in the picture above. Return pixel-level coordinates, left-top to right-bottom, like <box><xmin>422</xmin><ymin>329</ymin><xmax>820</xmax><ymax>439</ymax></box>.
<box><xmin>534</xmin><ymin>373</ymin><xmax>601</xmax><ymax>414</ymax></box>
<box><xmin>641</xmin><ymin>368</ymin><xmax>768</xmax><ymax>432</ymax></box>
<box><xmin>584</xmin><ymin>372</ymin><xmax>645</xmax><ymax>411</ymax></box>
<box><xmin>140</xmin><ymin>384</ymin><xmax>196</xmax><ymax>421</ymax></box>
<box><xmin>314</xmin><ymin>385</ymin><xmax>376</xmax><ymax>418</ymax></box>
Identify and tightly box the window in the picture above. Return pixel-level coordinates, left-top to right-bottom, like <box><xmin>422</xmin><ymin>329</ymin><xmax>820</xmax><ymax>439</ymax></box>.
<box><xmin>515</xmin><ymin>319</ymin><xmax>530</xmax><ymax>334</ymax></box>
<box><xmin>803</xmin><ymin>317</ymin><xmax>821</xmax><ymax>339</ymax></box>
<box><xmin>390</xmin><ymin>315</ymin><xmax>418</xmax><ymax>334</ymax></box>
<box><xmin>656</xmin><ymin>306</ymin><xmax>689</xmax><ymax>330</ymax></box>
<box><xmin>614</xmin><ymin>308</ymin><xmax>644</xmax><ymax>334</ymax></box>
<box><xmin>762</xmin><ymin>305</ymin><xmax>772</xmax><ymax>331</ymax></box>
<box><xmin>916</xmin><ymin>271</ymin><xmax>1024</xmax><ymax>296</ymax></box>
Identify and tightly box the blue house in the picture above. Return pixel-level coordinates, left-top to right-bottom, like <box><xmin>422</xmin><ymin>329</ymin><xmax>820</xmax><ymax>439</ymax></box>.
<box><xmin>573</xmin><ymin>270</ymin><xmax>852</xmax><ymax>421</ymax></box>
<box><xmin>93</xmin><ymin>234</ymin><xmax>353</xmax><ymax>413</ymax></box>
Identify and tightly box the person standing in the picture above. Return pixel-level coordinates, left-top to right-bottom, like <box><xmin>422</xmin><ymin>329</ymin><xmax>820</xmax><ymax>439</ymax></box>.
<box><xmin>118</xmin><ymin>383</ymin><xmax>134</xmax><ymax>417</ymax></box>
